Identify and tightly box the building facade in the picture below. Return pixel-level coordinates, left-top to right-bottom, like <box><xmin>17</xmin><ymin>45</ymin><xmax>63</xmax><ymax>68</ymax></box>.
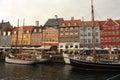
<box><xmin>31</xmin><ymin>26</ymin><xmax>43</xmax><ymax>47</ymax></box>
<box><xmin>1</xmin><ymin>29</ymin><xmax>12</xmax><ymax>47</ymax></box>
<box><xmin>0</xmin><ymin>20</ymin><xmax>12</xmax><ymax>47</ymax></box>
<box><xmin>59</xmin><ymin>19</ymin><xmax>82</xmax><ymax>51</ymax></box>
<box><xmin>100</xmin><ymin>19</ymin><xmax>120</xmax><ymax>48</ymax></box>
<box><xmin>79</xmin><ymin>21</ymin><xmax>101</xmax><ymax>48</ymax></box>
<box><xmin>11</xmin><ymin>26</ymin><xmax>34</xmax><ymax>47</ymax></box>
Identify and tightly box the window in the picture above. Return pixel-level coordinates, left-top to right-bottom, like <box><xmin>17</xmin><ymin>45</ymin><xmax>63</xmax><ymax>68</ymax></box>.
<box><xmin>96</xmin><ymin>39</ymin><xmax>99</xmax><ymax>43</ymax></box>
<box><xmin>75</xmin><ymin>27</ymin><xmax>78</xmax><ymax>30</ymax></box>
<box><xmin>65</xmin><ymin>28</ymin><xmax>68</xmax><ymax>31</ymax></box>
<box><xmin>14</xmin><ymin>31</ymin><xmax>16</xmax><ymax>34</ymax></box>
<box><xmin>75</xmin><ymin>32</ymin><xmax>78</xmax><ymax>35</ymax></box>
<box><xmin>75</xmin><ymin>45</ymin><xmax>78</xmax><ymax>48</ymax></box>
<box><xmin>88</xmin><ymin>39</ymin><xmax>91</xmax><ymax>43</ymax></box>
<box><xmin>95</xmin><ymin>32</ymin><xmax>98</xmax><ymax>36</ymax></box>
<box><xmin>34</xmin><ymin>29</ymin><xmax>37</xmax><ymax>32</ymax></box>
<box><xmin>60</xmin><ymin>28</ymin><xmax>64</xmax><ymax>31</ymax></box>
<box><xmin>95</xmin><ymin>27</ymin><xmax>98</xmax><ymax>30</ymax></box>
<box><xmin>60</xmin><ymin>45</ymin><xmax>63</xmax><ymax>48</ymax></box>
<box><xmin>8</xmin><ymin>31</ymin><xmax>11</xmax><ymax>36</ymax></box>
<box><xmin>74</xmin><ymin>22</ymin><xmax>77</xmax><ymax>26</ymax></box>
<box><xmin>68</xmin><ymin>23</ymin><xmax>71</xmax><ymax>26</ymax></box>
<box><xmin>39</xmin><ymin>29</ymin><xmax>41</xmax><ymax>32</ymax></box>
<box><xmin>26</xmin><ymin>30</ymin><xmax>29</xmax><ymax>33</ymax></box>
<box><xmin>70</xmin><ymin>32</ymin><xmax>73</xmax><ymax>35</ymax></box>
<box><xmin>88</xmin><ymin>33</ymin><xmax>91</xmax><ymax>36</ymax></box>
<box><xmin>62</xmin><ymin>23</ymin><xmax>65</xmax><ymax>26</ymax></box>
<box><xmin>65</xmin><ymin>33</ymin><xmax>68</xmax><ymax>35</ymax></box>
<box><xmin>88</xmin><ymin>28</ymin><xmax>90</xmax><ymax>30</ymax></box>
<box><xmin>60</xmin><ymin>33</ymin><xmax>63</xmax><ymax>36</ymax></box>
<box><xmin>3</xmin><ymin>32</ymin><xmax>6</xmax><ymax>36</ymax></box>
<box><xmin>70</xmin><ymin>27</ymin><xmax>73</xmax><ymax>30</ymax></box>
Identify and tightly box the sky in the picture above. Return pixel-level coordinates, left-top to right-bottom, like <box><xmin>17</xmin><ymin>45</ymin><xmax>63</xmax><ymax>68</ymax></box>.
<box><xmin>0</xmin><ymin>0</ymin><xmax>120</xmax><ymax>26</ymax></box>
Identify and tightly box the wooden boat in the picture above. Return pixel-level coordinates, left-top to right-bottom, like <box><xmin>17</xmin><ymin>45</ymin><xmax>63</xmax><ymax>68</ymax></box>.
<box><xmin>5</xmin><ymin>19</ymin><xmax>37</xmax><ymax>65</ymax></box>
<box><xmin>70</xmin><ymin>0</ymin><xmax>120</xmax><ymax>71</ymax></box>
<box><xmin>5</xmin><ymin>54</ymin><xmax>37</xmax><ymax>65</ymax></box>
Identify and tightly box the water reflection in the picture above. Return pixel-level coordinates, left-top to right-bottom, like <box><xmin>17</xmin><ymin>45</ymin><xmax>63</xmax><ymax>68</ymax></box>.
<box><xmin>0</xmin><ymin>62</ymin><xmax>119</xmax><ymax>80</ymax></box>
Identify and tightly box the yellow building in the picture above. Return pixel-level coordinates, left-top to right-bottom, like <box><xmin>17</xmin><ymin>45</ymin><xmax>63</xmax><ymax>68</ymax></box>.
<box><xmin>11</xmin><ymin>26</ymin><xmax>34</xmax><ymax>47</ymax></box>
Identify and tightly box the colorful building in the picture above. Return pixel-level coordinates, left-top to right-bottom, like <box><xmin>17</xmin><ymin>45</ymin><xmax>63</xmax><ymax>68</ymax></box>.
<box><xmin>100</xmin><ymin>19</ymin><xmax>120</xmax><ymax>48</ymax></box>
<box><xmin>31</xmin><ymin>26</ymin><xmax>43</xmax><ymax>47</ymax></box>
<box><xmin>1</xmin><ymin>28</ymin><xmax>12</xmax><ymax>47</ymax></box>
<box><xmin>42</xmin><ymin>27</ymin><xmax>58</xmax><ymax>47</ymax></box>
<box><xmin>11</xmin><ymin>26</ymin><xmax>34</xmax><ymax>47</ymax></box>
<box><xmin>79</xmin><ymin>21</ymin><xmax>101</xmax><ymax>48</ymax></box>
<box><xmin>0</xmin><ymin>20</ymin><xmax>12</xmax><ymax>47</ymax></box>
<box><xmin>43</xmin><ymin>17</ymin><xmax>63</xmax><ymax>48</ymax></box>
<box><xmin>59</xmin><ymin>19</ymin><xmax>82</xmax><ymax>51</ymax></box>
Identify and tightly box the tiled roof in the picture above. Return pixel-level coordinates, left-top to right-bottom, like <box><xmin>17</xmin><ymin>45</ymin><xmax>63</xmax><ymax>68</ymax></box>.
<box><xmin>23</xmin><ymin>26</ymin><xmax>34</xmax><ymax>31</ymax></box>
<box><xmin>61</xmin><ymin>19</ymin><xmax>82</xmax><ymax>27</ymax></box>
<box><xmin>84</xmin><ymin>21</ymin><xmax>100</xmax><ymax>27</ymax></box>
<box><xmin>0</xmin><ymin>21</ymin><xmax>12</xmax><ymax>31</ymax></box>
<box><xmin>44</xmin><ymin>18</ymin><xmax>63</xmax><ymax>28</ymax></box>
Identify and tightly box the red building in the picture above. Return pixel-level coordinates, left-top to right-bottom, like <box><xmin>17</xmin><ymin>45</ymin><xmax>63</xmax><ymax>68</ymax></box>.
<box><xmin>100</xmin><ymin>19</ymin><xmax>120</xmax><ymax>48</ymax></box>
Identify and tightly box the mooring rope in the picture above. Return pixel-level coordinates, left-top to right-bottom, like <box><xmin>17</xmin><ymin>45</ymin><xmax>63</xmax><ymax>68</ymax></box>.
<box><xmin>106</xmin><ymin>74</ymin><xmax>120</xmax><ymax>80</ymax></box>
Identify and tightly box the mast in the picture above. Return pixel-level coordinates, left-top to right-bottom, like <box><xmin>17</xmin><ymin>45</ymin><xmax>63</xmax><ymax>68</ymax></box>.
<box><xmin>20</xmin><ymin>18</ymin><xmax>25</xmax><ymax>53</ymax></box>
<box><xmin>15</xmin><ymin>19</ymin><xmax>19</xmax><ymax>50</ymax></box>
<box><xmin>91</xmin><ymin>0</ymin><xmax>96</xmax><ymax>55</ymax></box>
<box><xmin>82</xmin><ymin>17</ymin><xmax>85</xmax><ymax>51</ymax></box>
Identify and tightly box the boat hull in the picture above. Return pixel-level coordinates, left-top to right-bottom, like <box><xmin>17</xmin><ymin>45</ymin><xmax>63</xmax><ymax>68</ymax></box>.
<box><xmin>70</xmin><ymin>58</ymin><xmax>120</xmax><ymax>71</ymax></box>
<box><xmin>5</xmin><ymin>57</ymin><xmax>37</xmax><ymax>65</ymax></box>
<box><xmin>62</xmin><ymin>53</ymin><xmax>70</xmax><ymax>64</ymax></box>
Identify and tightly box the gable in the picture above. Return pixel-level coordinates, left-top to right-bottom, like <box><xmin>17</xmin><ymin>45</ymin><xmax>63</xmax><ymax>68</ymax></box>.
<box><xmin>103</xmin><ymin>19</ymin><xmax>119</xmax><ymax>27</ymax></box>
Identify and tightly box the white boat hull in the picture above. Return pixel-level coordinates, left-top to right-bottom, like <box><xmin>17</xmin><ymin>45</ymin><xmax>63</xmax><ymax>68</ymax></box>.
<box><xmin>5</xmin><ymin>57</ymin><xmax>37</xmax><ymax>65</ymax></box>
<box><xmin>62</xmin><ymin>52</ymin><xmax>70</xmax><ymax>64</ymax></box>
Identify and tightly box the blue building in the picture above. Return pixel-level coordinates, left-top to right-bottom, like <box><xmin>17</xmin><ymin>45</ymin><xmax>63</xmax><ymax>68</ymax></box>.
<box><xmin>0</xmin><ymin>20</ymin><xmax>12</xmax><ymax>47</ymax></box>
<box><xmin>79</xmin><ymin>21</ymin><xmax>100</xmax><ymax>48</ymax></box>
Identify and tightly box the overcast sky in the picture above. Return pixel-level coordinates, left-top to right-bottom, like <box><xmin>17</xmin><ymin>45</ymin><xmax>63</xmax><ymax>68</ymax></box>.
<box><xmin>0</xmin><ymin>0</ymin><xmax>120</xmax><ymax>26</ymax></box>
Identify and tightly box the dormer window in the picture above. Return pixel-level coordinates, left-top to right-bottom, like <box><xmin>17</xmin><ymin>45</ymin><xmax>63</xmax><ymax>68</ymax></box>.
<box><xmin>68</xmin><ymin>22</ymin><xmax>71</xmax><ymax>26</ymax></box>
<box><xmin>74</xmin><ymin>22</ymin><xmax>77</xmax><ymax>26</ymax></box>
<box><xmin>8</xmin><ymin>31</ymin><xmax>11</xmax><ymax>36</ymax></box>
<box><xmin>34</xmin><ymin>29</ymin><xmax>37</xmax><ymax>32</ymax></box>
<box><xmin>3</xmin><ymin>32</ymin><xmax>6</xmax><ymax>36</ymax></box>
<box><xmin>26</xmin><ymin>30</ymin><xmax>29</xmax><ymax>33</ymax></box>
<box><xmin>39</xmin><ymin>29</ymin><xmax>41</xmax><ymax>32</ymax></box>
<box><xmin>14</xmin><ymin>31</ymin><xmax>16</xmax><ymax>34</ymax></box>
<box><xmin>62</xmin><ymin>23</ymin><xmax>65</xmax><ymax>26</ymax></box>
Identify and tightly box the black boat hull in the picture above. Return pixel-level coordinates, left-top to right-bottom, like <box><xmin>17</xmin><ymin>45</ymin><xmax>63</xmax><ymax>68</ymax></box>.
<box><xmin>70</xmin><ymin>58</ymin><xmax>120</xmax><ymax>71</ymax></box>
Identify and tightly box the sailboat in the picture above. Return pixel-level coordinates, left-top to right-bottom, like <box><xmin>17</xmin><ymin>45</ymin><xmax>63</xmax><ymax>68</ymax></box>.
<box><xmin>70</xmin><ymin>0</ymin><xmax>120</xmax><ymax>71</ymax></box>
<box><xmin>5</xmin><ymin>19</ymin><xmax>37</xmax><ymax>65</ymax></box>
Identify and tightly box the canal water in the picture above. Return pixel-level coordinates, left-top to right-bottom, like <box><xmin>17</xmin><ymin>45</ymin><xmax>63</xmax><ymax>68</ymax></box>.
<box><xmin>0</xmin><ymin>61</ymin><xmax>120</xmax><ymax>80</ymax></box>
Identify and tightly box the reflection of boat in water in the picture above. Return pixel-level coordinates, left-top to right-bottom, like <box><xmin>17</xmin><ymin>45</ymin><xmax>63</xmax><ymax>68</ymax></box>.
<box><xmin>70</xmin><ymin>0</ymin><xmax>120</xmax><ymax>71</ymax></box>
<box><xmin>5</xmin><ymin>54</ymin><xmax>37</xmax><ymax>65</ymax></box>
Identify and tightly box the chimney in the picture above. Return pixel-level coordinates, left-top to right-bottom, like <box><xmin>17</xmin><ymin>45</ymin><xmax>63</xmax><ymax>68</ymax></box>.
<box><xmin>55</xmin><ymin>15</ymin><xmax>58</xmax><ymax>19</ymax></box>
<box><xmin>35</xmin><ymin>21</ymin><xmax>39</xmax><ymax>26</ymax></box>
<box><xmin>2</xmin><ymin>20</ymin><xmax>4</xmax><ymax>23</ymax></box>
<box><xmin>71</xmin><ymin>17</ymin><xmax>74</xmax><ymax>20</ymax></box>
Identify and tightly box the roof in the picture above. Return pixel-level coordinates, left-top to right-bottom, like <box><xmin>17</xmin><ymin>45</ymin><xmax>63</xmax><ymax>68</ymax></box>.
<box><xmin>44</xmin><ymin>18</ymin><xmax>63</xmax><ymax>29</ymax></box>
<box><xmin>23</xmin><ymin>26</ymin><xmax>34</xmax><ymax>31</ymax></box>
<box><xmin>84</xmin><ymin>21</ymin><xmax>100</xmax><ymax>27</ymax></box>
<box><xmin>0</xmin><ymin>21</ymin><xmax>12</xmax><ymax>31</ymax></box>
<box><xmin>61</xmin><ymin>19</ymin><xmax>82</xmax><ymax>27</ymax></box>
